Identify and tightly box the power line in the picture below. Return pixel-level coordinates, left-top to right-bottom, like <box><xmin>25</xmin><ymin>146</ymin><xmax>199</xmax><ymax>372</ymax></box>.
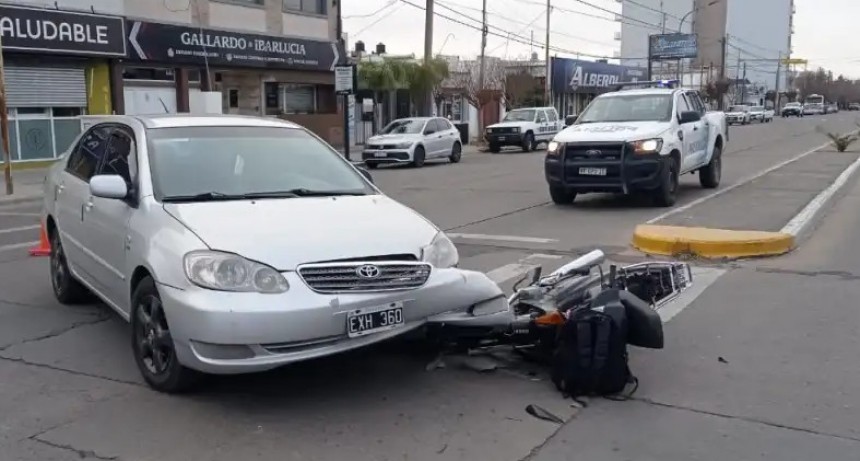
<box><xmin>398</xmin><ymin>0</ymin><xmax>649</xmax><ymax>60</ymax></box>
<box><xmin>343</xmin><ymin>0</ymin><xmax>397</xmax><ymax>19</ymax></box>
<box><xmin>514</xmin><ymin>0</ymin><xmax>664</xmax><ymax>31</ymax></box>
<box><xmin>485</xmin><ymin>10</ymin><xmax>545</xmax><ymax>55</ymax></box>
<box><xmin>620</xmin><ymin>0</ymin><xmax>683</xmax><ymax>20</ymax></box>
<box><xmin>352</xmin><ymin>3</ymin><xmax>404</xmax><ymax>38</ymax></box>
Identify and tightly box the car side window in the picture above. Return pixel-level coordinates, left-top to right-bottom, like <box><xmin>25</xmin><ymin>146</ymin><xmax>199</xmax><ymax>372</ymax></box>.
<box><xmin>65</xmin><ymin>125</ymin><xmax>111</xmax><ymax>183</ymax></box>
<box><xmin>439</xmin><ymin>118</ymin><xmax>453</xmax><ymax>130</ymax></box>
<box><xmin>536</xmin><ymin>110</ymin><xmax>548</xmax><ymax>123</ymax></box>
<box><xmin>432</xmin><ymin>119</ymin><xmax>445</xmax><ymax>132</ymax></box>
<box><xmin>689</xmin><ymin>92</ymin><xmax>706</xmax><ymax>115</ymax></box>
<box><xmin>547</xmin><ymin>109</ymin><xmax>559</xmax><ymax>122</ymax></box>
<box><xmin>423</xmin><ymin>120</ymin><xmax>436</xmax><ymax>135</ymax></box>
<box><xmin>100</xmin><ymin>128</ymin><xmax>136</xmax><ymax>185</ymax></box>
<box><xmin>676</xmin><ymin>94</ymin><xmax>692</xmax><ymax>117</ymax></box>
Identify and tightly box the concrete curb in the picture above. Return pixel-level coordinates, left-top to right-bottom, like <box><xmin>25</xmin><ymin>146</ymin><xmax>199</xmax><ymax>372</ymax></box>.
<box><xmin>632</xmin><ymin>225</ymin><xmax>794</xmax><ymax>259</ymax></box>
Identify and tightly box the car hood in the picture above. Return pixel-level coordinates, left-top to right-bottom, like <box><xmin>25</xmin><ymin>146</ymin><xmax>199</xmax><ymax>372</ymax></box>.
<box><xmin>725</xmin><ymin>112</ymin><xmax>747</xmax><ymax>116</ymax></box>
<box><xmin>367</xmin><ymin>133</ymin><xmax>422</xmax><ymax>144</ymax></box>
<box><xmin>487</xmin><ymin>121</ymin><xmax>529</xmax><ymax>129</ymax></box>
<box><xmin>163</xmin><ymin>195</ymin><xmax>439</xmax><ymax>270</ymax></box>
<box><xmin>556</xmin><ymin>121</ymin><xmax>670</xmax><ymax>143</ymax></box>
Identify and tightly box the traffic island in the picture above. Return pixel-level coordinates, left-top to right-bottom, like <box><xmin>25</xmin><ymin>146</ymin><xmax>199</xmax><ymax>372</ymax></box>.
<box><xmin>632</xmin><ymin>225</ymin><xmax>794</xmax><ymax>259</ymax></box>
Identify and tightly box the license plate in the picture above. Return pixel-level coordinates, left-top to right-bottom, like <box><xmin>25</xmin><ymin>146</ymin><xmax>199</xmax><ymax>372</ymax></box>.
<box><xmin>579</xmin><ymin>167</ymin><xmax>607</xmax><ymax>176</ymax></box>
<box><xmin>347</xmin><ymin>302</ymin><xmax>404</xmax><ymax>338</ymax></box>
<box><xmin>373</xmin><ymin>152</ymin><xmax>387</xmax><ymax>158</ymax></box>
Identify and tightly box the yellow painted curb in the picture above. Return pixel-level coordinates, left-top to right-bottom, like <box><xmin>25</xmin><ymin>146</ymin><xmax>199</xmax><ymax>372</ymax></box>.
<box><xmin>632</xmin><ymin>224</ymin><xmax>795</xmax><ymax>259</ymax></box>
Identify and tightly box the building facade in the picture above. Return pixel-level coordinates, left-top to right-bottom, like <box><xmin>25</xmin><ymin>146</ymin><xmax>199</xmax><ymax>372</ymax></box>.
<box><xmin>619</xmin><ymin>0</ymin><xmax>695</xmax><ymax>70</ymax></box>
<box><xmin>2</xmin><ymin>0</ymin><xmax>343</xmax><ymax>163</ymax></box>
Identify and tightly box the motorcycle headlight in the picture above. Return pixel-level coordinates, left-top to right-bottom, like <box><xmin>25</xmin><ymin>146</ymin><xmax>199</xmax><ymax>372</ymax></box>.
<box><xmin>421</xmin><ymin>232</ymin><xmax>459</xmax><ymax>268</ymax></box>
<box><xmin>547</xmin><ymin>141</ymin><xmax>564</xmax><ymax>156</ymax></box>
<box><xmin>395</xmin><ymin>141</ymin><xmax>413</xmax><ymax>149</ymax></box>
<box><xmin>183</xmin><ymin>251</ymin><xmax>289</xmax><ymax>293</ymax></box>
<box><xmin>631</xmin><ymin>138</ymin><xmax>663</xmax><ymax>154</ymax></box>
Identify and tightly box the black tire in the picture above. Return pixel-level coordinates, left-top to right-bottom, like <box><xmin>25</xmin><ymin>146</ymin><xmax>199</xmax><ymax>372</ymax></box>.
<box><xmin>699</xmin><ymin>145</ymin><xmax>722</xmax><ymax>189</ymax></box>
<box><xmin>489</xmin><ymin>143</ymin><xmax>501</xmax><ymax>153</ymax></box>
<box><xmin>522</xmin><ymin>132</ymin><xmax>535</xmax><ymax>152</ymax></box>
<box><xmin>411</xmin><ymin>145</ymin><xmax>426</xmax><ymax>168</ymax></box>
<box><xmin>653</xmin><ymin>156</ymin><xmax>679</xmax><ymax>207</ymax></box>
<box><xmin>365</xmin><ymin>162</ymin><xmax>379</xmax><ymax>169</ymax></box>
<box><xmin>50</xmin><ymin>228</ymin><xmax>88</xmax><ymax>304</ymax></box>
<box><xmin>449</xmin><ymin>142</ymin><xmax>462</xmax><ymax>163</ymax></box>
<box><xmin>131</xmin><ymin>276</ymin><xmax>200</xmax><ymax>393</ymax></box>
<box><xmin>549</xmin><ymin>186</ymin><xmax>576</xmax><ymax>205</ymax></box>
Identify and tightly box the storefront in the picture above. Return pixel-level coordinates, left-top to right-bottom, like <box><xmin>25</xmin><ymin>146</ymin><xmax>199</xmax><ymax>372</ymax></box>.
<box><xmin>119</xmin><ymin>20</ymin><xmax>344</xmax><ymax>145</ymax></box>
<box><xmin>0</xmin><ymin>4</ymin><xmax>125</xmax><ymax>162</ymax></box>
<box><xmin>550</xmin><ymin>57</ymin><xmax>646</xmax><ymax>117</ymax></box>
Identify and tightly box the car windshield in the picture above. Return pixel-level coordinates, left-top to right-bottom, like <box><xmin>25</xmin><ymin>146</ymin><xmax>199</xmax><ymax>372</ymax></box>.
<box><xmin>380</xmin><ymin>119</ymin><xmax>426</xmax><ymax>134</ymax></box>
<box><xmin>729</xmin><ymin>105</ymin><xmax>748</xmax><ymax>112</ymax></box>
<box><xmin>751</xmin><ymin>106</ymin><xmax>764</xmax><ymax>111</ymax></box>
<box><xmin>786</xmin><ymin>103</ymin><xmax>800</xmax><ymax>107</ymax></box>
<box><xmin>147</xmin><ymin>126</ymin><xmax>375</xmax><ymax>202</ymax></box>
<box><xmin>577</xmin><ymin>94</ymin><xmax>673</xmax><ymax>123</ymax></box>
<box><xmin>503</xmin><ymin>110</ymin><xmax>536</xmax><ymax>122</ymax></box>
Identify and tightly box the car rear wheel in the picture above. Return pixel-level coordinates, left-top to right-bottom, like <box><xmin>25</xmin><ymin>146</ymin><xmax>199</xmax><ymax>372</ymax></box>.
<box><xmin>131</xmin><ymin>276</ymin><xmax>200</xmax><ymax>393</ymax></box>
<box><xmin>365</xmin><ymin>162</ymin><xmax>379</xmax><ymax>169</ymax></box>
<box><xmin>653</xmin><ymin>157</ymin><xmax>679</xmax><ymax>207</ymax></box>
<box><xmin>699</xmin><ymin>145</ymin><xmax>722</xmax><ymax>189</ymax></box>
<box><xmin>522</xmin><ymin>133</ymin><xmax>534</xmax><ymax>152</ymax></box>
<box><xmin>488</xmin><ymin>143</ymin><xmax>500</xmax><ymax>153</ymax></box>
<box><xmin>412</xmin><ymin>146</ymin><xmax>426</xmax><ymax>168</ymax></box>
<box><xmin>50</xmin><ymin>229</ymin><xmax>88</xmax><ymax>304</ymax></box>
<box><xmin>449</xmin><ymin>142</ymin><xmax>462</xmax><ymax>163</ymax></box>
<box><xmin>549</xmin><ymin>186</ymin><xmax>576</xmax><ymax>205</ymax></box>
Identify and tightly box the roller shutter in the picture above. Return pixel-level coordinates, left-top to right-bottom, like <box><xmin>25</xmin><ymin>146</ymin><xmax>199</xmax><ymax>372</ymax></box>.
<box><xmin>4</xmin><ymin>66</ymin><xmax>87</xmax><ymax>108</ymax></box>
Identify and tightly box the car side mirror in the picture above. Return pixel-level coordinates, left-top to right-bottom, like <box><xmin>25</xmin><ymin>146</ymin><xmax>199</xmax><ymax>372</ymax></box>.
<box><xmin>424</xmin><ymin>129</ymin><xmax>435</xmax><ymax>136</ymax></box>
<box><xmin>565</xmin><ymin>115</ymin><xmax>578</xmax><ymax>126</ymax></box>
<box><xmin>357</xmin><ymin>166</ymin><xmax>373</xmax><ymax>183</ymax></box>
<box><xmin>90</xmin><ymin>174</ymin><xmax>129</xmax><ymax>200</ymax></box>
<box><xmin>679</xmin><ymin>111</ymin><xmax>701</xmax><ymax>124</ymax></box>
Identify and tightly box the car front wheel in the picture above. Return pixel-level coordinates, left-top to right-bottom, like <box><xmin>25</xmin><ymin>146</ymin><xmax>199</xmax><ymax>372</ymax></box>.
<box><xmin>50</xmin><ymin>228</ymin><xmax>88</xmax><ymax>304</ymax></box>
<box><xmin>449</xmin><ymin>142</ymin><xmax>462</xmax><ymax>163</ymax></box>
<box><xmin>653</xmin><ymin>157</ymin><xmax>679</xmax><ymax>207</ymax></box>
<box><xmin>131</xmin><ymin>276</ymin><xmax>199</xmax><ymax>393</ymax></box>
<box><xmin>411</xmin><ymin>145</ymin><xmax>426</xmax><ymax>168</ymax></box>
<box><xmin>522</xmin><ymin>133</ymin><xmax>535</xmax><ymax>152</ymax></box>
<box><xmin>549</xmin><ymin>186</ymin><xmax>576</xmax><ymax>205</ymax></box>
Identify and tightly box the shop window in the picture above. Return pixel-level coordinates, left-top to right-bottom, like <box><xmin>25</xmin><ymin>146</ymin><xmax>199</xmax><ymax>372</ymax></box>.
<box><xmin>16</xmin><ymin>107</ymin><xmax>49</xmax><ymax>115</ymax></box>
<box><xmin>264</xmin><ymin>82</ymin><xmax>280</xmax><ymax>115</ymax></box>
<box><xmin>53</xmin><ymin>108</ymin><xmax>82</xmax><ymax>117</ymax></box>
<box><xmin>283</xmin><ymin>0</ymin><xmax>326</xmax><ymax>15</ymax></box>
<box><xmin>228</xmin><ymin>89</ymin><xmax>240</xmax><ymax>109</ymax></box>
<box><xmin>5</xmin><ymin>106</ymin><xmax>84</xmax><ymax>162</ymax></box>
<box><xmin>282</xmin><ymin>84</ymin><xmax>317</xmax><ymax>114</ymax></box>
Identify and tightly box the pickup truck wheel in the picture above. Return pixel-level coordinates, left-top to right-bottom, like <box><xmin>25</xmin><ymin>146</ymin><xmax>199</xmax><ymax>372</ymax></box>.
<box><xmin>365</xmin><ymin>162</ymin><xmax>379</xmax><ymax>169</ymax></box>
<box><xmin>50</xmin><ymin>229</ymin><xmax>88</xmax><ymax>304</ymax></box>
<box><xmin>699</xmin><ymin>145</ymin><xmax>722</xmax><ymax>189</ymax></box>
<box><xmin>411</xmin><ymin>146</ymin><xmax>426</xmax><ymax>168</ymax></box>
<box><xmin>653</xmin><ymin>157</ymin><xmax>679</xmax><ymax>207</ymax></box>
<box><xmin>522</xmin><ymin>133</ymin><xmax>534</xmax><ymax>152</ymax></box>
<box><xmin>549</xmin><ymin>186</ymin><xmax>576</xmax><ymax>205</ymax></box>
<box><xmin>489</xmin><ymin>143</ymin><xmax>501</xmax><ymax>153</ymax></box>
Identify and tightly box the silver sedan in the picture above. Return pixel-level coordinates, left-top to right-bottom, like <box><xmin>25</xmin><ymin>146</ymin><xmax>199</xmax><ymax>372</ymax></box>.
<box><xmin>41</xmin><ymin>115</ymin><xmax>507</xmax><ymax>393</ymax></box>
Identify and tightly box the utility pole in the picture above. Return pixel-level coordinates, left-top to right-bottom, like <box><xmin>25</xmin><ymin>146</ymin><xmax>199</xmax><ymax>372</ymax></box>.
<box><xmin>740</xmin><ymin>61</ymin><xmax>747</xmax><ymax>104</ymax></box>
<box><xmin>544</xmin><ymin>0</ymin><xmax>551</xmax><ymax>105</ymax></box>
<box><xmin>0</xmin><ymin>34</ymin><xmax>12</xmax><ymax>196</ymax></box>
<box><xmin>423</xmin><ymin>0</ymin><xmax>434</xmax><ymax>116</ymax></box>
<box><xmin>774</xmin><ymin>53</ymin><xmax>782</xmax><ymax>110</ymax></box>
<box><xmin>477</xmin><ymin>0</ymin><xmax>487</xmax><ymax>133</ymax></box>
<box><xmin>718</xmin><ymin>35</ymin><xmax>727</xmax><ymax>109</ymax></box>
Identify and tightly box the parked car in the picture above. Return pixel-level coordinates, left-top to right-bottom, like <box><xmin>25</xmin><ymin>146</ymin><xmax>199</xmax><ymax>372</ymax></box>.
<box><xmin>363</xmin><ymin>117</ymin><xmax>463</xmax><ymax>168</ymax></box>
<box><xmin>781</xmin><ymin>102</ymin><xmax>804</xmax><ymax>117</ymax></box>
<box><xmin>41</xmin><ymin>114</ymin><xmax>508</xmax><ymax>393</ymax></box>
<box><xmin>803</xmin><ymin>103</ymin><xmax>824</xmax><ymax>115</ymax></box>
<box><xmin>748</xmin><ymin>105</ymin><xmax>771</xmax><ymax>123</ymax></box>
<box><xmin>484</xmin><ymin>106</ymin><xmax>563</xmax><ymax>153</ymax></box>
<box><xmin>848</xmin><ymin>103</ymin><xmax>860</xmax><ymax>111</ymax></box>
<box><xmin>725</xmin><ymin>105</ymin><xmax>752</xmax><ymax>125</ymax></box>
<box><xmin>545</xmin><ymin>82</ymin><xmax>727</xmax><ymax>207</ymax></box>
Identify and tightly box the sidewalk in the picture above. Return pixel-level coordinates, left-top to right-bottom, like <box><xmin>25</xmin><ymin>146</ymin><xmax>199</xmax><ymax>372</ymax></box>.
<box><xmin>0</xmin><ymin>168</ymin><xmax>47</xmax><ymax>205</ymax></box>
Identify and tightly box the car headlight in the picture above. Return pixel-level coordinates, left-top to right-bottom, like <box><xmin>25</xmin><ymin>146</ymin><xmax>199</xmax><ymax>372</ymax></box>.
<box><xmin>547</xmin><ymin>140</ymin><xmax>564</xmax><ymax>156</ymax></box>
<box><xmin>394</xmin><ymin>141</ymin><xmax>413</xmax><ymax>149</ymax></box>
<box><xmin>512</xmin><ymin>127</ymin><xmax>521</xmax><ymax>133</ymax></box>
<box><xmin>421</xmin><ymin>232</ymin><xmax>459</xmax><ymax>268</ymax></box>
<box><xmin>631</xmin><ymin>138</ymin><xmax>663</xmax><ymax>154</ymax></box>
<box><xmin>183</xmin><ymin>251</ymin><xmax>289</xmax><ymax>293</ymax></box>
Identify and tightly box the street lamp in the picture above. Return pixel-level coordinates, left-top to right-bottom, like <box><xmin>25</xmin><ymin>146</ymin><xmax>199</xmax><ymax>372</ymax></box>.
<box><xmin>678</xmin><ymin>0</ymin><xmax>721</xmax><ymax>33</ymax></box>
<box><xmin>438</xmin><ymin>33</ymin><xmax>456</xmax><ymax>55</ymax></box>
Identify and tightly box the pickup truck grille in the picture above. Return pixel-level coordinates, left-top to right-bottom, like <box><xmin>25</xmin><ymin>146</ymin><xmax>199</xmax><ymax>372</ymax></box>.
<box><xmin>490</xmin><ymin>127</ymin><xmax>517</xmax><ymax>134</ymax></box>
<box><xmin>298</xmin><ymin>262</ymin><xmax>432</xmax><ymax>293</ymax></box>
<box><xmin>564</xmin><ymin>143</ymin><xmax>624</xmax><ymax>161</ymax></box>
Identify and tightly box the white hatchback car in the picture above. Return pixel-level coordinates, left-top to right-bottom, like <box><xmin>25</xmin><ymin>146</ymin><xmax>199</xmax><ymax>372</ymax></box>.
<box><xmin>41</xmin><ymin>115</ymin><xmax>508</xmax><ymax>393</ymax></box>
<box><xmin>362</xmin><ymin>117</ymin><xmax>463</xmax><ymax>168</ymax></box>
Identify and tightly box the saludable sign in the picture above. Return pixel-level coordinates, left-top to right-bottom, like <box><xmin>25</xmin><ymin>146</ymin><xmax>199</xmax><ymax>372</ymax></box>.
<box><xmin>127</xmin><ymin>21</ymin><xmax>343</xmax><ymax>71</ymax></box>
<box><xmin>0</xmin><ymin>4</ymin><xmax>126</xmax><ymax>57</ymax></box>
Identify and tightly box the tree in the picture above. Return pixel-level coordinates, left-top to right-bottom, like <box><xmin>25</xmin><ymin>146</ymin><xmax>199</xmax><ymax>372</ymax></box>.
<box><xmin>405</xmin><ymin>59</ymin><xmax>450</xmax><ymax>115</ymax></box>
<box><xmin>505</xmin><ymin>72</ymin><xmax>543</xmax><ymax>109</ymax></box>
<box><xmin>358</xmin><ymin>58</ymin><xmax>450</xmax><ymax>118</ymax></box>
<box><xmin>443</xmin><ymin>57</ymin><xmax>506</xmax><ymax>136</ymax></box>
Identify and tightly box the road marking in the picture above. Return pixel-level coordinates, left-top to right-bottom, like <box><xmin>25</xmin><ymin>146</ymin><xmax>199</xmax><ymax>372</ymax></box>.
<box><xmin>485</xmin><ymin>263</ymin><xmax>539</xmax><ymax>285</ymax></box>
<box><xmin>0</xmin><ymin>225</ymin><xmax>39</xmax><ymax>235</ymax></box>
<box><xmin>781</xmin><ymin>154</ymin><xmax>860</xmax><ymax>238</ymax></box>
<box><xmin>0</xmin><ymin>212</ymin><xmax>40</xmax><ymax>217</ymax></box>
<box><xmin>657</xmin><ymin>266</ymin><xmax>726</xmax><ymax>323</ymax></box>
<box><xmin>646</xmin><ymin>139</ymin><xmax>833</xmax><ymax>224</ymax></box>
<box><xmin>0</xmin><ymin>241</ymin><xmax>38</xmax><ymax>253</ymax></box>
<box><xmin>449</xmin><ymin>233</ymin><xmax>558</xmax><ymax>244</ymax></box>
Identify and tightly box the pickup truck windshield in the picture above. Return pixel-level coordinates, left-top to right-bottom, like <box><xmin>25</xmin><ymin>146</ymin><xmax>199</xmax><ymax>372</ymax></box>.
<box><xmin>576</xmin><ymin>94</ymin><xmax>673</xmax><ymax>123</ymax></box>
<box><xmin>503</xmin><ymin>109</ymin><xmax>536</xmax><ymax>122</ymax></box>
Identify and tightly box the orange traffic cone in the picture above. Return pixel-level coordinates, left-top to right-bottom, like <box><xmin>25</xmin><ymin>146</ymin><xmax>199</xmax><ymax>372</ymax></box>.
<box><xmin>29</xmin><ymin>223</ymin><xmax>51</xmax><ymax>257</ymax></box>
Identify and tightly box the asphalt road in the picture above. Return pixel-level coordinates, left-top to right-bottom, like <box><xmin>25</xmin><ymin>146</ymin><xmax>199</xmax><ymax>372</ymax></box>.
<box><xmin>1</xmin><ymin>112</ymin><xmax>859</xmax><ymax>460</ymax></box>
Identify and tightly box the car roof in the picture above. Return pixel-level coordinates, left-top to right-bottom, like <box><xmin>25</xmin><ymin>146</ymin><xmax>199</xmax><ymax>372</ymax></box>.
<box><xmin>80</xmin><ymin>114</ymin><xmax>302</xmax><ymax>129</ymax></box>
<box><xmin>605</xmin><ymin>88</ymin><xmax>677</xmax><ymax>97</ymax></box>
<box><xmin>508</xmin><ymin>106</ymin><xmax>555</xmax><ymax>110</ymax></box>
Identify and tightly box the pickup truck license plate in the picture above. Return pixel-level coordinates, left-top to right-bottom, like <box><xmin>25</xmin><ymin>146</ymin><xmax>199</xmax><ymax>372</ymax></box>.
<box><xmin>497</xmin><ymin>136</ymin><xmax>506</xmax><ymax>141</ymax></box>
<box><xmin>579</xmin><ymin>167</ymin><xmax>607</xmax><ymax>176</ymax></box>
<box><xmin>347</xmin><ymin>302</ymin><xmax>404</xmax><ymax>338</ymax></box>
<box><xmin>373</xmin><ymin>152</ymin><xmax>387</xmax><ymax>158</ymax></box>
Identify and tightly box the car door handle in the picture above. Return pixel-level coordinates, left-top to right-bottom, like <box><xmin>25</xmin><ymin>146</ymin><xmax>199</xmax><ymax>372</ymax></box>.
<box><xmin>693</xmin><ymin>126</ymin><xmax>699</xmax><ymax>131</ymax></box>
<box><xmin>84</xmin><ymin>199</ymin><xmax>94</xmax><ymax>212</ymax></box>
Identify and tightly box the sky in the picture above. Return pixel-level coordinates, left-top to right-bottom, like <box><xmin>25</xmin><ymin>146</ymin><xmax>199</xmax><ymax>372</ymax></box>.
<box><xmin>343</xmin><ymin>0</ymin><xmax>860</xmax><ymax>79</ymax></box>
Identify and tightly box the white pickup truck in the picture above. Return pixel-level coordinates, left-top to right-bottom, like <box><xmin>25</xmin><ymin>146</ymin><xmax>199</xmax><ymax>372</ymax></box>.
<box><xmin>544</xmin><ymin>81</ymin><xmax>728</xmax><ymax>207</ymax></box>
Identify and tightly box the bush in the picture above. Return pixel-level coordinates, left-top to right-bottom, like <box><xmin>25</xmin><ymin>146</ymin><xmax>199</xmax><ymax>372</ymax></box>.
<box><xmin>817</xmin><ymin>125</ymin><xmax>859</xmax><ymax>152</ymax></box>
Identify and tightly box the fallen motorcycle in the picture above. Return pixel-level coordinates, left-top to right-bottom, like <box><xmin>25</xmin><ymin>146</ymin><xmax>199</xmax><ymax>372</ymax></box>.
<box><xmin>427</xmin><ymin>250</ymin><xmax>693</xmax><ymax>357</ymax></box>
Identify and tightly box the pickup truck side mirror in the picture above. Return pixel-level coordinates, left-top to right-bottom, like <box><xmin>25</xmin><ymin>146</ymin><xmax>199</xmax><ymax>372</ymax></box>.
<box><xmin>564</xmin><ymin>114</ymin><xmax>578</xmax><ymax>126</ymax></box>
<box><xmin>679</xmin><ymin>111</ymin><xmax>701</xmax><ymax>124</ymax></box>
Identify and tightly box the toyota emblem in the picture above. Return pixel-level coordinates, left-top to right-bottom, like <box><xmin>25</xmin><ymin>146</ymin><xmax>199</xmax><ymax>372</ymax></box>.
<box><xmin>585</xmin><ymin>149</ymin><xmax>602</xmax><ymax>156</ymax></box>
<box><xmin>356</xmin><ymin>264</ymin><xmax>381</xmax><ymax>278</ymax></box>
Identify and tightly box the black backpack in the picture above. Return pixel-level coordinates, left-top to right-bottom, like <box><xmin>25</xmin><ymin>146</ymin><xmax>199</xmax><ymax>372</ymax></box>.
<box><xmin>551</xmin><ymin>299</ymin><xmax>637</xmax><ymax>399</ymax></box>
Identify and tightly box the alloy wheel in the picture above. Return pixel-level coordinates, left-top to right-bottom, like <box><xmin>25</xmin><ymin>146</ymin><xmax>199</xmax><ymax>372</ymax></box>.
<box><xmin>135</xmin><ymin>295</ymin><xmax>174</xmax><ymax>376</ymax></box>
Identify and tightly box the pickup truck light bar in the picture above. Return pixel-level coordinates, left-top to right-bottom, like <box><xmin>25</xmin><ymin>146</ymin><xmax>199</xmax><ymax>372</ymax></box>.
<box><xmin>612</xmin><ymin>79</ymin><xmax>681</xmax><ymax>91</ymax></box>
